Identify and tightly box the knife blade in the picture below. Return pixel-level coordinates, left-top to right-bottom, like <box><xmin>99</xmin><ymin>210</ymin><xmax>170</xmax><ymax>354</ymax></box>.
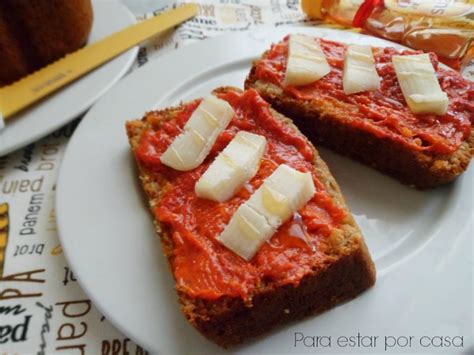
<box><xmin>0</xmin><ymin>3</ymin><xmax>198</xmax><ymax>123</ymax></box>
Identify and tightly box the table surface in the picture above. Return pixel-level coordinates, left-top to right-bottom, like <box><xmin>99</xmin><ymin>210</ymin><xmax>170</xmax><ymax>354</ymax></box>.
<box><xmin>0</xmin><ymin>1</ymin><xmax>472</xmax><ymax>354</ymax></box>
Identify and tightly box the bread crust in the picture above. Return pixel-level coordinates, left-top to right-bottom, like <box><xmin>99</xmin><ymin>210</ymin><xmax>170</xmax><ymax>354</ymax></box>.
<box><xmin>245</xmin><ymin>62</ymin><xmax>473</xmax><ymax>189</ymax></box>
<box><xmin>126</xmin><ymin>88</ymin><xmax>376</xmax><ymax>347</ymax></box>
<box><xmin>0</xmin><ymin>0</ymin><xmax>93</xmax><ymax>86</ymax></box>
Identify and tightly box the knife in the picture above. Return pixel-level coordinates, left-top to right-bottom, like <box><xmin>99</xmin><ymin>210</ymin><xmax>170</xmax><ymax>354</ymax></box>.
<box><xmin>0</xmin><ymin>3</ymin><xmax>198</xmax><ymax>125</ymax></box>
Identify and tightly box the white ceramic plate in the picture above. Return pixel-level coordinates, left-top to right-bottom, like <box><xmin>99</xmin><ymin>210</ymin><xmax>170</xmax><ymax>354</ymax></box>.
<box><xmin>0</xmin><ymin>0</ymin><xmax>138</xmax><ymax>156</ymax></box>
<box><xmin>57</xmin><ymin>28</ymin><xmax>473</xmax><ymax>354</ymax></box>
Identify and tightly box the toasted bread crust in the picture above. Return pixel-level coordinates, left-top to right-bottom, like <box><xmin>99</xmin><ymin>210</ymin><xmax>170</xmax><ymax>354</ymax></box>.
<box><xmin>245</xmin><ymin>65</ymin><xmax>473</xmax><ymax>189</ymax></box>
<box><xmin>126</xmin><ymin>87</ymin><xmax>376</xmax><ymax>347</ymax></box>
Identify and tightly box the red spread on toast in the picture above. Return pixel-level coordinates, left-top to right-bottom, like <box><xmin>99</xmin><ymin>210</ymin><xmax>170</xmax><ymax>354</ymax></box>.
<box><xmin>254</xmin><ymin>37</ymin><xmax>473</xmax><ymax>155</ymax></box>
<box><xmin>136</xmin><ymin>89</ymin><xmax>347</xmax><ymax>300</ymax></box>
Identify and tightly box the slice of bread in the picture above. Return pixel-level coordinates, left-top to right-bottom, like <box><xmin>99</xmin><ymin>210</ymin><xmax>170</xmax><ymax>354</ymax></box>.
<box><xmin>126</xmin><ymin>87</ymin><xmax>376</xmax><ymax>347</ymax></box>
<box><xmin>245</xmin><ymin>38</ymin><xmax>473</xmax><ymax>189</ymax></box>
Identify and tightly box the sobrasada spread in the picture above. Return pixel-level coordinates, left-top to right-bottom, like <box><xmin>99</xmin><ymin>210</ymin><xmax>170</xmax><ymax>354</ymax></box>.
<box><xmin>136</xmin><ymin>89</ymin><xmax>347</xmax><ymax>300</ymax></box>
<box><xmin>254</xmin><ymin>37</ymin><xmax>473</xmax><ymax>155</ymax></box>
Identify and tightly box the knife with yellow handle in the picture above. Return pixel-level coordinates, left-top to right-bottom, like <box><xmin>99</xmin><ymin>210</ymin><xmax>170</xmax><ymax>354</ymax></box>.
<box><xmin>0</xmin><ymin>3</ymin><xmax>198</xmax><ymax>125</ymax></box>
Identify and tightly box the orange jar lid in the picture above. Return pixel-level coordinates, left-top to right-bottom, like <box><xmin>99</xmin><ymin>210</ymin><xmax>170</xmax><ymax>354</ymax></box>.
<box><xmin>301</xmin><ymin>0</ymin><xmax>324</xmax><ymax>19</ymax></box>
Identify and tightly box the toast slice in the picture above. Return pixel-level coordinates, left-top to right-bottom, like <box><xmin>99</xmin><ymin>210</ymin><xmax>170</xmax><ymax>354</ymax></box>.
<box><xmin>126</xmin><ymin>87</ymin><xmax>376</xmax><ymax>347</ymax></box>
<box><xmin>245</xmin><ymin>36</ymin><xmax>473</xmax><ymax>189</ymax></box>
